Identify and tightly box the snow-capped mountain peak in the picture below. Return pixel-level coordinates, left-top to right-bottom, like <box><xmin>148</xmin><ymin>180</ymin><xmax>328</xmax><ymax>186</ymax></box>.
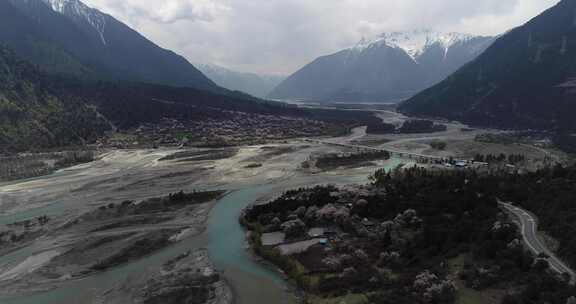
<box><xmin>353</xmin><ymin>30</ymin><xmax>479</xmax><ymax>61</ymax></box>
<box><xmin>43</xmin><ymin>0</ymin><xmax>69</xmax><ymax>13</ymax></box>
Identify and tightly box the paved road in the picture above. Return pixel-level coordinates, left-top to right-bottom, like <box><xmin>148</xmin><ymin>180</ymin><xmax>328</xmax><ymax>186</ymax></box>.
<box><xmin>500</xmin><ymin>202</ymin><xmax>575</xmax><ymax>281</ymax></box>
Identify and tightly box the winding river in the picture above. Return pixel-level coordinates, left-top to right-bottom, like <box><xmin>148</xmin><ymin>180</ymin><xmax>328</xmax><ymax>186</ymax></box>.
<box><xmin>208</xmin><ymin>185</ymin><xmax>293</xmax><ymax>304</ymax></box>
<box><xmin>0</xmin><ymin>156</ymin><xmax>403</xmax><ymax>304</ymax></box>
<box><xmin>0</xmin><ymin>185</ymin><xmax>296</xmax><ymax>304</ymax></box>
<box><xmin>204</xmin><ymin>158</ymin><xmax>402</xmax><ymax>304</ymax></box>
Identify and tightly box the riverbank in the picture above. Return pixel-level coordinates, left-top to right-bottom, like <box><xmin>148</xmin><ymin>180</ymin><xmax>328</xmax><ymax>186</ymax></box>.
<box><xmin>0</xmin><ymin>150</ymin><xmax>98</xmax><ymax>183</ymax></box>
<box><xmin>231</xmin><ymin>158</ymin><xmax>405</xmax><ymax>304</ymax></box>
<box><xmin>100</xmin><ymin>249</ymin><xmax>233</xmax><ymax>304</ymax></box>
<box><xmin>0</xmin><ymin>190</ymin><xmax>226</xmax><ymax>298</ymax></box>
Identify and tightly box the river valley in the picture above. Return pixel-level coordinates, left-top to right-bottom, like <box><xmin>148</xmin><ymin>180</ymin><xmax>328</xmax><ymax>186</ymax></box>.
<box><xmin>0</xmin><ymin>109</ymin><xmax>562</xmax><ymax>304</ymax></box>
<box><xmin>0</xmin><ymin>122</ymin><xmax>409</xmax><ymax>303</ymax></box>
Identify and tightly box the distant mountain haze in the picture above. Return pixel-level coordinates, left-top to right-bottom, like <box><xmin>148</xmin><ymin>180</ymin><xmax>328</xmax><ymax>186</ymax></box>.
<box><xmin>399</xmin><ymin>0</ymin><xmax>576</xmax><ymax>132</ymax></box>
<box><xmin>269</xmin><ymin>30</ymin><xmax>494</xmax><ymax>103</ymax></box>
<box><xmin>0</xmin><ymin>0</ymin><xmax>218</xmax><ymax>91</ymax></box>
<box><xmin>197</xmin><ymin>64</ymin><xmax>286</xmax><ymax>98</ymax></box>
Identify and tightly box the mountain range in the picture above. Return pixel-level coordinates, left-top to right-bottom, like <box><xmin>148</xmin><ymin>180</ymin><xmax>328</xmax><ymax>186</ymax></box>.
<box><xmin>269</xmin><ymin>30</ymin><xmax>494</xmax><ymax>103</ymax></box>
<box><xmin>0</xmin><ymin>44</ymin><xmax>314</xmax><ymax>153</ymax></box>
<box><xmin>197</xmin><ymin>64</ymin><xmax>286</xmax><ymax>98</ymax></box>
<box><xmin>3</xmin><ymin>0</ymin><xmax>576</xmax><ymax>152</ymax></box>
<box><xmin>0</xmin><ymin>0</ymin><xmax>290</xmax><ymax>152</ymax></box>
<box><xmin>399</xmin><ymin>0</ymin><xmax>576</xmax><ymax>133</ymax></box>
<box><xmin>0</xmin><ymin>0</ymin><xmax>217</xmax><ymax>91</ymax></box>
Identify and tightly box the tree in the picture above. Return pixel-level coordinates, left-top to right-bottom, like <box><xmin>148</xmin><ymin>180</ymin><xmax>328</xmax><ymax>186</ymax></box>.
<box><xmin>430</xmin><ymin>140</ymin><xmax>447</xmax><ymax>151</ymax></box>
<box><xmin>533</xmin><ymin>259</ymin><xmax>550</xmax><ymax>272</ymax></box>
<box><xmin>281</xmin><ymin>219</ymin><xmax>307</xmax><ymax>239</ymax></box>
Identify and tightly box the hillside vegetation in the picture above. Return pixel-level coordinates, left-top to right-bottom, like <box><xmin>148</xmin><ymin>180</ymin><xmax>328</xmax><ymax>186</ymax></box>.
<box><xmin>0</xmin><ymin>44</ymin><xmax>382</xmax><ymax>153</ymax></box>
<box><xmin>400</xmin><ymin>0</ymin><xmax>576</xmax><ymax>133</ymax></box>
<box><xmin>244</xmin><ymin>168</ymin><xmax>576</xmax><ymax>304</ymax></box>
<box><xmin>0</xmin><ymin>46</ymin><xmax>109</xmax><ymax>152</ymax></box>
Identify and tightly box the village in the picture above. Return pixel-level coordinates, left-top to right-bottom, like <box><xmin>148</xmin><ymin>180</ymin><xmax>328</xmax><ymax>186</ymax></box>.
<box><xmin>102</xmin><ymin>111</ymin><xmax>342</xmax><ymax>149</ymax></box>
<box><xmin>256</xmin><ymin>193</ymin><xmax>388</xmax><ymax>257</ymax></box>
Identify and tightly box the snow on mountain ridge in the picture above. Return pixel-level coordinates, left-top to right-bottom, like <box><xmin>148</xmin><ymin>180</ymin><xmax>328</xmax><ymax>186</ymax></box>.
<box><xmin>44</xmin><ymin>0</ymin><xmax>68</xmax><ymax>12</ymax></box>
<box><xmin>41</xmin><ymin>0</ymin><xmax>108</xmax><ymax>45</ymax></box>
<box><xmin>353</xmin><ymin>30</ymin><xmax>480</xmax><ymax>61</ymax></box>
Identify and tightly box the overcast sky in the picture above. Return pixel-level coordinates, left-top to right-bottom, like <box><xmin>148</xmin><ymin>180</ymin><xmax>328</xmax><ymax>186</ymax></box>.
<box><xmin>83</xmin><ymin>0</ymin><xmax>558</xmax><ymax>75</ymax></box>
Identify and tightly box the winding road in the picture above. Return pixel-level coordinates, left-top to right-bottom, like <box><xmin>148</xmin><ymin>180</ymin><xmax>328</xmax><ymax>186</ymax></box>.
<box><xmin>499</xmin><ymin>202</ymin><xmax>575</xmax><ymax>282</ymax></box>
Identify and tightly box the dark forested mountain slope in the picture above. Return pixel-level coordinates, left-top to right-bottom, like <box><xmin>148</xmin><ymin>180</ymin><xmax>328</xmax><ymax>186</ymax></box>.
<box><xmin>400</xmin><ymin>0</ymin><xmax>576</xmax><ymax>132</ymax></box>
<box><xmin>1</xmin><ymin>0</ymin><xmax>218</xmax><ymax>91</ymax></box>
<box><xmin>0</xmin><ymin>44</ymin><xmax>380</xmax><ymax>152</ymax></box>
<box><xmin>0</xmin><ymin>46</ymin><xmax>110</xmax><ymax>152</ymax></box>
<box><xmin>269</xmin><ymin>30</ymin><xmax>493</xmax><ymax>103</ymax></box>
<box><xmin>0</xmin><ymin>0</ymin><xmax>91</xmax><ymax>78</ymax></box>
<box><xmin>0</xmin><ymin>46</ymin><xmax>279</xmax><ymax>152</ymax></box>
<box><xmin>71</xmin><ymin>82</ymin><xmax>297</xmax><ymax>130</ymax></box>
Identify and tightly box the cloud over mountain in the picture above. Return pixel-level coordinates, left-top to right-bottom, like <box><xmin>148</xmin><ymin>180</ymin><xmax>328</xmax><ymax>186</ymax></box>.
<box><xmin>83</xmin><ymin>0</ymin><xmax>557</xmax><ymax>74</ymax></box>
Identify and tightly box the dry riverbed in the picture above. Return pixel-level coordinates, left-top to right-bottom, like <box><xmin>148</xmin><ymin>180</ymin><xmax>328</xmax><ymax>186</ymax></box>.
<box><xmin>0</xmin><ymin>131</ymin><xmax>375</xmax><ymax>301</ymax></box>
<box><xmin>100</xmin><ymin>249</ymin><xmax>232</xmax><ymax>304</ymax></box>
<box><xmin>0</xmin><ymin>190</ymin><xmax>225</xmax><ymax>297</ymax></box>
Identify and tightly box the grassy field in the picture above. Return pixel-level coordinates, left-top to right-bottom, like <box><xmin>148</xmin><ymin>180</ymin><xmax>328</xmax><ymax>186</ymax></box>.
<box><xmin>449</xmin><ymin>255</ymin><xmax>487</xmax><ymax>304</ymax></box>
<box><xmin>445</xmin><ymin>253</ymin><xmax>512</xmax><ymax>304</ymax></box>
<box><xmin>456</xmin><ymin>288</ymin><xmax>486</xmax><ymax>304</ymax></box>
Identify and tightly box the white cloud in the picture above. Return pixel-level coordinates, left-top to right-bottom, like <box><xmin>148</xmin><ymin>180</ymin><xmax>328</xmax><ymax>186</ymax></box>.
<box><xmin>82</xmin><ymin>0</ymin><xmax>559</xmax><ymax>74</ymax></box>
<box><xmin>84</xmin><ymin>0</ymin><xmax>230</xmax><ymax>23</ymax></box>
<box><xmin>144</xmin><ymin>0</ymin><xmax>230</xmax><ymax>23</ymax></box>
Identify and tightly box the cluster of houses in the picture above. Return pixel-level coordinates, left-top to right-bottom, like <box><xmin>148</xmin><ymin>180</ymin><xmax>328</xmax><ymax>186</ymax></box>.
<box><xmin>257</xmin><ymin>188</ymin><xmax>403</xmax><ymax>257</ymax></box>
<box><xmin>104</xmin><ymin>112</ymin><xmax>333</xmax><ymax>148</ymax></box>
<box><xmin>261</xmin><ymin>226</ymin><xmax>341</xmax><ymax>255</ymax></box>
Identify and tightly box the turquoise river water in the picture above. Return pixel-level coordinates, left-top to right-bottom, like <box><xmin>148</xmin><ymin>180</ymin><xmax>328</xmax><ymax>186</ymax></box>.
<box><xmin>0</xmin><ymin>158</ymin><xmax>403</xmax><ymax>303</ymax></box>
